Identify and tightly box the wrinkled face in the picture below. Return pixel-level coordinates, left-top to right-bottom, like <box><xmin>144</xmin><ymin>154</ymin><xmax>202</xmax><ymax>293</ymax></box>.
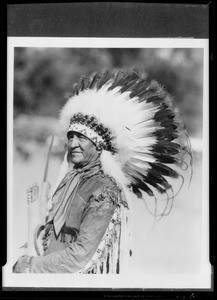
<box><xmin>67</xmin><ymin>131</ymin><xmax>100</xmax><ymax>168</ymax></box>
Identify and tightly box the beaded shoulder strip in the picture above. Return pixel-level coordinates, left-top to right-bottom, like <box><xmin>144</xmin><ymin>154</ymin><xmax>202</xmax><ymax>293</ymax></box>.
<box><xmin>76</xmin><ymin>206</ymin><xmax>121</xmax><ymax>274</ymax></box>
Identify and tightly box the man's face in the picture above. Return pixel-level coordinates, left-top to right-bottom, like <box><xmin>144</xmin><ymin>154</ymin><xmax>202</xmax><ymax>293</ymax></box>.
<box><xmin>67</xmin><ymin>131</ymin><xmax>100</xmax><ymax>168</ymax></box>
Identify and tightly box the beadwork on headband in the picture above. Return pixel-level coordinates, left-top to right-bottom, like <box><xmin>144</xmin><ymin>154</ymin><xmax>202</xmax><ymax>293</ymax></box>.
<box><xmin>68</xmin><ymin>113</ymin><xmax>116</xmax><ymax>153</ymax></box>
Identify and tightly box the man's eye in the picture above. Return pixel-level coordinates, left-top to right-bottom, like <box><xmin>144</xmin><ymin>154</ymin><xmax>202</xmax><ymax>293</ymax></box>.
<box><xmin>78</xmin><ymin>134</ymin><xmax>86</xmax><ymax>140</ymax></box>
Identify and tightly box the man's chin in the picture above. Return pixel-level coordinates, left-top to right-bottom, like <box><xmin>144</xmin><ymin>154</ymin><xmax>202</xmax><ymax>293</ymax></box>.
<box><xmin>68</xmin><ymin>155</ymin><xmax>83</xmax><ymax>165</ymax></box>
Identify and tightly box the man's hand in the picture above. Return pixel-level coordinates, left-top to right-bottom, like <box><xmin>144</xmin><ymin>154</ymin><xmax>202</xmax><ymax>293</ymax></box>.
<box><xmin>13</xmin><ymin>255</ymin><xmax>30</xmax><ymax>273</ymax></box>
<box><xmin>13</xmin><ymin>243</ymin><xmax>28</xmax><ymax>266</ymax></box>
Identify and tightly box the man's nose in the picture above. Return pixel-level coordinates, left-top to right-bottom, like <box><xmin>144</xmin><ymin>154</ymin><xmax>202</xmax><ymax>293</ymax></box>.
<box><xmin>69</xmin><ymin>136</ymin><xmax>79</xmax><ymax>148</ymax></box>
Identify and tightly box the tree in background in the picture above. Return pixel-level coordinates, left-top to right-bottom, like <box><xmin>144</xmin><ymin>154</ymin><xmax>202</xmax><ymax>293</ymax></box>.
<box><xmin>13</xmin><ymin>47</ymin><xmax>203</xmax><ymax>159</ymax></box>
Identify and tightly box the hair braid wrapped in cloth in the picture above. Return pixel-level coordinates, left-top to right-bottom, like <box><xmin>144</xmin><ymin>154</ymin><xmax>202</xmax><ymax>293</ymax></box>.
<box><xmin>60</xmin><ymin>70</ymin><xmax>192</xmax><ymax>210</ymax></box>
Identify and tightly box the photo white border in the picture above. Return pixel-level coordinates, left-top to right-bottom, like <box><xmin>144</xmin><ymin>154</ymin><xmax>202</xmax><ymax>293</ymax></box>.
<box><xmin>4</xmin><ymin>37</ymin><xmax>210</xmax><ymax>289</ymax></box>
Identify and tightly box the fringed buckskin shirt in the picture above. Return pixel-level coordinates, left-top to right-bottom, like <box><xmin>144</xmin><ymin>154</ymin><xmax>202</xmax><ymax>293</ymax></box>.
<box><xmin>29</xmin><ymin>164</ymin><xmax>125</xmax><ymax>273</ymax></box>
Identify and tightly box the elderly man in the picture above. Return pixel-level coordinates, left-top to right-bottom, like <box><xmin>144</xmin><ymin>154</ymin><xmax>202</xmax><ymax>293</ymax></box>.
<box><xmin>13</xmin><ymin>70</ymin><xmax>191</xmax><ymax>273</ymax></box>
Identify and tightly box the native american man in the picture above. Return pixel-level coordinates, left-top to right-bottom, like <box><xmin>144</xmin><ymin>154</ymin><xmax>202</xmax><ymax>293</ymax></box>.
<box><xmin>13</xmin><ymin>70</ymin><xmax>191</xmax><ymax>273</ymax></box>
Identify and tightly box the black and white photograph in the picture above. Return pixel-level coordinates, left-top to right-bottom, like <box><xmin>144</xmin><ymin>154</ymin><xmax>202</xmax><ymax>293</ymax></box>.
<box><xmin>3</xmin><ymin>37</ymin><xmax>210</xmax><ymax>289</ymax></box>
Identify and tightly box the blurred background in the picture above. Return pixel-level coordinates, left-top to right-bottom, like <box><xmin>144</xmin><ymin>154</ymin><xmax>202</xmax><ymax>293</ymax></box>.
<box><xmin>13</xmin><ymin>47</ymin><xmax>204</xmax><ymax>274</ymax></box>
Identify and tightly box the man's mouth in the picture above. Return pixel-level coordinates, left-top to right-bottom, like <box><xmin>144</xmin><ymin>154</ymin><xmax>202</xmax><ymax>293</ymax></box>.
<box><xmin>70</xmin><ymin>151</ymin><xmax>82</xmax><ymax>154</ymax></box>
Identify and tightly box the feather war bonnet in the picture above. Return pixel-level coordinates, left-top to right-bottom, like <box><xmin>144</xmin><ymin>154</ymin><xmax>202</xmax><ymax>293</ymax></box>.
<box><xmin>59</xmin><ymin>70</ymin><xmax>192</xmax><ymax>216</ymax></box>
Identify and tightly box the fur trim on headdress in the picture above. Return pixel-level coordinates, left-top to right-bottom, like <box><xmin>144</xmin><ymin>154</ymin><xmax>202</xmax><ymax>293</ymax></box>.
<box><xmin>59</xmin><ymin>70</ymin><xmax>192</xmax><ymax>212</ymax></box>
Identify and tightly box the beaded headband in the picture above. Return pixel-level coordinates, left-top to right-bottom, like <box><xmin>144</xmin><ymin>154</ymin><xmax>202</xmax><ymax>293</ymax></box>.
<box><xmin>67</xmin><ymin>113</ymin><xmax>116</xmax><ymax>153</ymax></box>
